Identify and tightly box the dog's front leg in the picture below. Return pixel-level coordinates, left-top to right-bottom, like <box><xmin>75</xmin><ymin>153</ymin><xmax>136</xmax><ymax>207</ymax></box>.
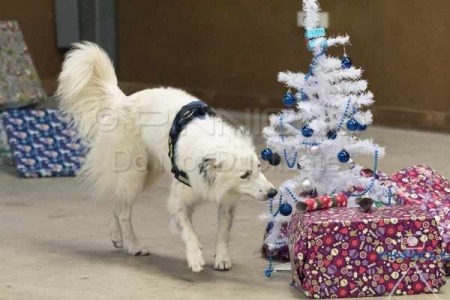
<box><xmin>214</xmin><ymin>199</ymin><xmax>236</xmax><ymax>271</ymax></box>
<box><xmin>168</xmin><ymin>183</ymin><xmax>205</xmax><ymax>272</ymax></box>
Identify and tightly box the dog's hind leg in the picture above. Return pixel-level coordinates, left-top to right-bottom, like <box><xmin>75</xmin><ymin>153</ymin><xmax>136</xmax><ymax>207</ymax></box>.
<box><xmin>214</xmin><ymin>198</ymin><xmax>236</xmax><ymax>271</ymax></box>
<box><xmin>110</xmin><ymin>170</ymin><xmax>163</xmax><ymax>252</ymax></box>
<box><xmin>108</xmin><ymin>153</ymin><xmax>149</xmax><ymax>256</ymax></box>
<box><xmin>81</xmin><ymin>109</ymin><xmax>152</xmax><ymax>255</ymax></box>
<box><xmin>110</xmin><ymin>214</ymin><xmax>123</xmax><ymax>248</ymax></box>
<box><xmin>114</xmin><ymin>194</ymin><xmax>150</xmax><ymax>256</ymax></box>
<box><xmin>168</xmin><ymin>182</ymin><xmax>205</xmax><ymax>272</ymax></box>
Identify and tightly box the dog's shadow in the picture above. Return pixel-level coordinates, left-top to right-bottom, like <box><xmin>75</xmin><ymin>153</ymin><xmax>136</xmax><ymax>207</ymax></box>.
<box><xmin>28</xmin><ymin>238</ymin><xmax>257</xmax><ymax>285</ymax></box>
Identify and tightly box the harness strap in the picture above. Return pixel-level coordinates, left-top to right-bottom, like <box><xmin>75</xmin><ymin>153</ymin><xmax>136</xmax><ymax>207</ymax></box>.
<box><xmin>168</xmin><ymin>101</ymin><xmax>216</xmax><ymax>187</ymax></box>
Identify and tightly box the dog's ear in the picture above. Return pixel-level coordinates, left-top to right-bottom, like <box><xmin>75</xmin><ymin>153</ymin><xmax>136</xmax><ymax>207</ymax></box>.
<box><xmin>198</xmin><ymin>157</ymin><xmax>222</xmax><ymax>186</ymax></box>
<box><xmin>237</xmin><ymin>126</ymin><xmax>253</xmax><ymax>146</ymax></box>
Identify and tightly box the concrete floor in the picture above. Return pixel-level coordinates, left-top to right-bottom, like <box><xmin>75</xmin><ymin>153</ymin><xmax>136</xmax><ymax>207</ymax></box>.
<box><xmin>1</xmin><ymin>125</ymin><xmax>450</xmax><ymax>300</ymax></box>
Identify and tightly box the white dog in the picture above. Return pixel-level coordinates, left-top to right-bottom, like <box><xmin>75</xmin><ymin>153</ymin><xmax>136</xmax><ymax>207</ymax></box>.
<box><xmin>57</xmin><ymin>42</ymin><xmax>277</xmax><ymax>272</ymax></box>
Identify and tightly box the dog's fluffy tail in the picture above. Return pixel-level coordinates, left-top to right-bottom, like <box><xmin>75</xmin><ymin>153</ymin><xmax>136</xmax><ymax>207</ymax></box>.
<box><xmin>57</xmin><ymin>42</ymin><xmax>125</xmax><ymax>141</ymax></box>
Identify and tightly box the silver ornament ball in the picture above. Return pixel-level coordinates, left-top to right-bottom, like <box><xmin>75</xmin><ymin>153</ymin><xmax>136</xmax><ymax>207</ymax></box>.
<box><xmin>350</xmin><ymin>135</ymin><xmax>360</xmax><ymax>142</ymax></box>
<box><xmin>362</xmin><ymin>193</ymin><xmax>371</xmax><ymax>199</ymax></box>
<box><xmin>301</xmin><ymin>179</ymin><xmax>313</xmax><ymax>191</ymax></box>
<box><xmin>347</xmin><ymin>159</ymin><xmax>356</xmax><ymax>169</ymax></box>
<box><xmin>309</xmin><ymin>145</ymin><xmax>321</xmax><ymax>156</ymax></box>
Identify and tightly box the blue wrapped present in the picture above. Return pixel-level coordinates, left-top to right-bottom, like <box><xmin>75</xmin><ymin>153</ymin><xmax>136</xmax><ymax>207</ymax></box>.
<box><xmin>2</xmin><ymin>109</ymin><xmax>86</xmax><ymax>177</ymax></box>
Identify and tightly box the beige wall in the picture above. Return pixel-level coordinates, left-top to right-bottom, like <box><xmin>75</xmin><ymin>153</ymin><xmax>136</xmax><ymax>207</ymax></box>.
<box><xmin>321</xmin><ymin>0</ymin><xmax>450</xmax><ymax>131</ymax></box>
<box><xmin>117</xmin><ymin>0</ymin><xmax>450</xmax><ymax>131</ymax></box>
<box><xmin>1</xmin><ymin>0</ymin><xmax>449</xmax><ymax>131</ymax></box>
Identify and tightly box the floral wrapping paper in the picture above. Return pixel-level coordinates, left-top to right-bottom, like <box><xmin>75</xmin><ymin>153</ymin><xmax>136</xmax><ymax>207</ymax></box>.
<box><xmin>261</xmin><ymin>172</ymin><xmax>390</xmax><ymax>262</ymax></box>
<box><xmin>2</xmin><ymin>109</ymin><xmax>86</xmax><ymax>177</ymax></box>
<box><xmin>261</xmin><ymin>167</ymin><xmax>450</xmax><ymax>266</ymax></box>
<box><xmin>288</xmin><ymin>205</ymin><xmax>446</xmax><ymax>298</ymax></box>
<box><xmin>390</xmin><ymin>165</ymin><xmax>450</xmax><ymax>275</ymax></box>
<box><xmin>262</xmin><ymin>193</ymin><xmax>349</xmax><ymax>261</ymax></box>
<box><xmin>391</xmin><ymin>165</ymin><xmax>450</xmax><ymax>207</ymax></box>
<box><xmin>0</xmin><ymin>115</ymin><xmax>13</xmax><ymax>165</ymax></box>
<box><xmin>0</xmin><ymin>21</ymin><xmax>46</xmax><ymax>109</ymax></box>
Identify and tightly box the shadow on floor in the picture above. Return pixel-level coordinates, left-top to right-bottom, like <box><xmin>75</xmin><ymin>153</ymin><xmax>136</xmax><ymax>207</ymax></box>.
<box><xmin>27</xmin><ymin>237</ymin><xmax>263</xmax><ymax>286</ymax></box>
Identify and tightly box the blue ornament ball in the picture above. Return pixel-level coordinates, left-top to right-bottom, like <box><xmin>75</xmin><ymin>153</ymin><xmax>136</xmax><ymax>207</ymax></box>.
<box><xmin>261</xmin><ymin>148</ymin><xmax>273</xmax><ymax>161</ymax></box>
<box><xmin>282</xmin><ymin>92</ymin><xmax>296</xmax><ymax>107</ymax></box>
<box><xmin>268</xmin><ymin>152</ymin><xmax>281</xmax><ymax>166</ymax></box>
<box><xmin>337</xmin><ymin>149</ymin><xmax>351</xmax><ymax>163</ymax></box>
<box><xmin>327</xmin><ymin>130</ymin><xmax>337</xmax><ymax>140</ymax></box>
<box><xmin>346</xmin><ymin>119</ymin><xmax>359</xmax><ymax>131</ymax></box>
<box><xmin>341</xmin><ymin>55</ymin><xmax>352</xmax><ymax>69</ymax></box>
<box><xmin>358</xmin><ymin>123</ymin><xmax>368</xmax><ymax>131</ymax></box>
<box><xmin>301</xmin><ymin>126</ymin><xmax>314</xmax><ymax>137</ymax></box>
<box><xmin>279</xmin><ymin>203</ymin><xmax>293</xmax><ymax>216</ymax></box>
<box><xmin>267</xmin><ymin>221</ymin><xmax>274</xmax><ymax>232</ymax></box>
<box><xmin>298</xmin><ymin>91</ymin><xmax>309</xmax><ymax>101</ymax></box>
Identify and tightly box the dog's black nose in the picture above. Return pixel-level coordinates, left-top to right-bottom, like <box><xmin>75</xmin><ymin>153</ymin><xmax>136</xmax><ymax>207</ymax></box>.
<box><xmin>267</xmin><ymin>188</ymin><xmax>278</xmax><ymax>199</ymax></box>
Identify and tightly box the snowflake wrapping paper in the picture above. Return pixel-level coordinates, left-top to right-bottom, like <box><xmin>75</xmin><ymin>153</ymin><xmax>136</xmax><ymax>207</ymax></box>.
<box><xmin>0</xmin><ymin>21</ymin><xmax>46</xmax><ymax>109</ymax></box>
<box><xmin>2</xmin><ymin>109</ymin><xmax>86</xmax><ymax>177</ymax></box>
<box><xmin>390</xmin><ymin>165</ymin><xmax>450</xmax><ymax>275</ymax></box>
<box><xmin>288</xmin><ymin>205</ymin><xmax>446</xmax><ymax>298</ymax></box>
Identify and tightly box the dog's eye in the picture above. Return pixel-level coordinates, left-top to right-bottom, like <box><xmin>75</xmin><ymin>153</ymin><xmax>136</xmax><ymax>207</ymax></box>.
<box><xmin>240</xmin><ymin>171</ymin><xmax>251</xmax><ymax>179</ymax></box>
<box><xmin>258</xmin><ymin>163</ymin><xmax>261</xmax><ymax>168</ymax></box>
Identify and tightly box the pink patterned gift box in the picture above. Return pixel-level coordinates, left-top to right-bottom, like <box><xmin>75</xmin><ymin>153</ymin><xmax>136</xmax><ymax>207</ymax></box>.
<box><xmin>390</xmin><ymin>165</ymin><xmax>450</xmax><ymax>275</ymax></box>
<box><xmin>261</xmin><ymin>171</ymin><xmax>391</xmax><ymax>262</ymax></box>
<box><xmin>288</xmin><ymin>205</ymin><xmax>447</xmax><ymax>298</ymax></box>
<box><xmin>391</xmin><ymin>165</ymin><xmax>450</xmax><ymax>207</ymax></box>
<box><xmin>262</xmin><ymin>222</ymin><xmax>290</xmax><ymax>261</ymax></box>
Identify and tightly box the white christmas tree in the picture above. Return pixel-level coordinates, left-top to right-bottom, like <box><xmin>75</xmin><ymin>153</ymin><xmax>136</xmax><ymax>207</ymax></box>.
<box><xmin>262</xmin><ymin>0</ymin><xmax>392</xmax><ymax>258</ymax></box>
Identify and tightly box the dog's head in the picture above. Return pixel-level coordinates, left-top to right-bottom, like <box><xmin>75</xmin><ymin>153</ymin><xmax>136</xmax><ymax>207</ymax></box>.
<box><xmin>197</xmin><ymin>143</ymin><xmax>276</xmax><ymax>202</ymax></box>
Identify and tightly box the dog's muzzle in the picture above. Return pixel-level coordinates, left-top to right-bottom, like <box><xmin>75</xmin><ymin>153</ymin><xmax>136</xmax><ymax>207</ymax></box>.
<box><xmin>266</xmin><ymin>188</ymin><xmax>278</xmax><ymax>199</ymax></box>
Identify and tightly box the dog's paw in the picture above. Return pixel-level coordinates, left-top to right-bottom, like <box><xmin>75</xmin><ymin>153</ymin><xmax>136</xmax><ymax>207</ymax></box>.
<box><xmin>214</xmin><ymin>253</ymin><xmax>232</xmax><ymax>271</ymax></box>
<box><xmin>111</xmin><ymin>239</ymin><xmax>123</xmax><ymax>249</ymax></box>
<box><xmin>128</xmin><ymin>245</ymin><xmax>150</xmax><ymax>256</ymax></box>
<box><xmin>186</xmin><ymin>246</ymin><xmax>205</xmax><ymax>272</ymax></box>
<box><xmin>110</xmin><ymin>222</ymin><xmax>123</xmax><ymax>249</ymax></box>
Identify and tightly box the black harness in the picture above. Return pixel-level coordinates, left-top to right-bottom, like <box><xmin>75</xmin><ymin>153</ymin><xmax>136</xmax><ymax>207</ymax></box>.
<box><xmin>168</xmin><ymin>101</ymin><xmax>216</xmax><ymax>187</ymax></box>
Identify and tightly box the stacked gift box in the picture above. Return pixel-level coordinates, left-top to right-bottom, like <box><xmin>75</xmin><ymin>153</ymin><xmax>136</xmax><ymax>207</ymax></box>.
<box><xmin>390</xmin><ymin>165</ymin><xmax>450</xmax><ymax>275</ymax></box>
<box><xmin>0</xmin><ymin>21</ymin><xmax>46</xmax><ymax>110</ymax></box>
<box><xmin>0</xmin><ymin>20</ymin><xmax>45</xmax><ymax>166</ymax></box>
<box><xmin>0</xmin><ymin>21</ymin><xmax>85</xmax><ymax>177</ymax></box>
<box><xmin>288</xmin><ymin>205</ymin><xmax>447</xmax><ymax>298</ymax></box>
<box><xmin>264</xmin><ymin>165</ymin><xmax>450</xmax><ymax>298</ymax></box>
